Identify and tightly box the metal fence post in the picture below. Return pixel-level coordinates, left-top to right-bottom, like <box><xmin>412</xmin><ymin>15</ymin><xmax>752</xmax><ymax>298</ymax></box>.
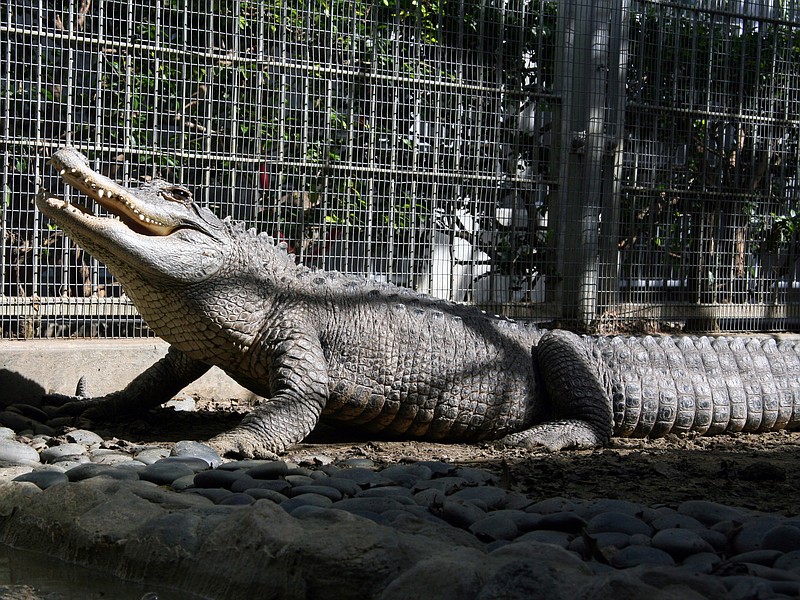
<box><xmin>552</xmin><ymin>0</ymin><xmax>611</xmax><ymax>328</ymax></box>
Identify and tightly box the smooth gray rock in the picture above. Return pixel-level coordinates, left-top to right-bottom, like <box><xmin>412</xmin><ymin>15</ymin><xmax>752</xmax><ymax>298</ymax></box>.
<box><xmin>39</xmin><ymin>443</ymin><xmax>87</xmax><ymax>463</ymax></box>
<box><xmin>246</xmin><ymin>461</ymin><xmax>289</xmax><ymax>479</ymax></box>
<box><xmin>12</xmin><ymin>470</ymin><xmax>69</xmax><ymax>489</ymax></box>
<box><xmin>139</xmin><ymin>462</ymin><xmax>197</xmax><ymax>486</ymax></box>
<box><xmin>450</xmin><ymin>486</ymin><xmax>509</xmax><ymax>509</ymax></box>
<box><xmin>610</xmin><ymin>545</ymin><xmax>676</xmax><ymax>568</ymax></box>
<box><xmin>678</xmin><ymin>500</ymin><xmax>749</xmax><ymax>526</ymax></box>
<box><xmin>0</xmin><ymin>440</ymin><xmax>40</xmax><ymax>465</ymax></box>
<box><xmin>586</xmin><ymin>511</ymin><xmax>652</xmax><ymax>537</ymax></box>
<box><xmin>761</xmin><ymin>524</ymin><xmax>800</xmax><ymax>553</ymax></box>
<box><xmin>470</xmin><ymin>514</ymin><xmax>519</xmax><ymax>542</ymax></box>
<box><xmin>171</xmin><ymin>441</ymin><xmax>222</xmax><ymax>468</ymax></box>
<box><xmin>651</xmin><ymin>528</ymin><xmax>715</xmax><ymax>559</ymax></box>
<box><xmin>64</xmin><ymin>429</ymin><xmax>105</xmax><ymax>446</ymax></box>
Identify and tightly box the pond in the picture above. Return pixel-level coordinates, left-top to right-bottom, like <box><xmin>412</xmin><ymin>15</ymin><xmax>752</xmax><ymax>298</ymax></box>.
<box><xmin>0</xmin><ymin>543</ymin><xmax>203</xmax><ymax>599</ymax></box>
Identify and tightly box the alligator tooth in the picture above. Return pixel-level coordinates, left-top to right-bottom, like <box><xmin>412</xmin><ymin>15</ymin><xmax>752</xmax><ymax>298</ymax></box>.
<box><xmin>59</xmin><ymin>169</ymin><xmax>66</xmax><ymax>176</ymax></box>
<box><xmin>138</xmin><ymin>214</ymin><xmax>145</xmax><ymax>221</ymax></box>
<box><xmin>97</xmin><ymin>189</ymin><xmax>105</xmax><ymax>198</ymax></box>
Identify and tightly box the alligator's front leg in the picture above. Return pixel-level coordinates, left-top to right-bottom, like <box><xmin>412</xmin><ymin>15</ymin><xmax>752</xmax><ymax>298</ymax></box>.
<box><xmin>207</xmin><ymin>333</ymin><xmax>330</xmax><ymax>459</ymax></box>
<box><xmin>46</xmin><ymin>346</ymin><xmax>212</xmax><ymax>421</ymax></box>
<box><xmin>501</xmin><ymin>330</ymin><xmax>615</xmax><ymax>451</ymax></box>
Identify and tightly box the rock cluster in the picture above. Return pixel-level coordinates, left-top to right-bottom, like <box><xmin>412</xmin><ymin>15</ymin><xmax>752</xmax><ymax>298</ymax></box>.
<box><xmin>1</xmin><ymin>426</ymin><xmax>800</xmax><ymax>599</ymax></box>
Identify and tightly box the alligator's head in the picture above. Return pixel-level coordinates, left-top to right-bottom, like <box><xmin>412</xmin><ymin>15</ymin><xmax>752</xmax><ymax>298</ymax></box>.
<box><xmin>36</xmin><ymin>146</ymin><xmax>229</xmax><ymax>285</ymax></box>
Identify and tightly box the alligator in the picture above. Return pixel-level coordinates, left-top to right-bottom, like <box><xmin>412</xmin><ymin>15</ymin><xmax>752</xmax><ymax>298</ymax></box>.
<box><xmin>36</xmin><ymin>146</ymin><xmax>800</xmax><ymax>458</ymax></box>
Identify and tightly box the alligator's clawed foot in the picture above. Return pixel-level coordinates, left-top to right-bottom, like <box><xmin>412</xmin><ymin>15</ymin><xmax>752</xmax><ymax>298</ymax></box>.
<box><xmin>499</xmin><ymin>419</ymin><xmax>609</xmax><ymax>452</ymax></box>
<box><xmin>207</xmin><ymin>430</ymin><xmax>280</xmax><ymax>460</ymax></box>
<box><xmin>41</xmin><ymin>378</ymin><xmax>121</xmax><ymax>425</ymax></box>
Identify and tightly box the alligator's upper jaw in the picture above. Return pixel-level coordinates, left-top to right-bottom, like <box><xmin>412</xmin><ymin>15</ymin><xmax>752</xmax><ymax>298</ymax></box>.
<box><xmin>47</xmin><ymin>147</ymin><xmax>175</xmax><ymax>236</ymax></box>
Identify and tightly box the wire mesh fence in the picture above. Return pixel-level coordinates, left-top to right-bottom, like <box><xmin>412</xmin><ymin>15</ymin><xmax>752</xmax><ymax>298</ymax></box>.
<box><xmin>1</xmin><ymin>0</ymin><xmax>799</xmax><ymax>338</ymax></box>
<box><xmin>608</xmin><ymin>0</ymin><xmax>800</xmax><ymax>332</ymax></box>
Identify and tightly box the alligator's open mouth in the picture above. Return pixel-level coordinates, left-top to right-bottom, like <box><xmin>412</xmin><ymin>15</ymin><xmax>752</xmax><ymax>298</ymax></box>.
<box><xmin>42</xmin><ymin>147</ymin><xmax>186</xmax><ymax>237</ymax></box>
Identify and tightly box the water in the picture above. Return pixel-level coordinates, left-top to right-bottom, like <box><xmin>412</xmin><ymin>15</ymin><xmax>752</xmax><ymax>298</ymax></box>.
<box><xmin>0</xmin><ymin>544</ymin><xmax>204</xmax><ymax>600</ymax></box>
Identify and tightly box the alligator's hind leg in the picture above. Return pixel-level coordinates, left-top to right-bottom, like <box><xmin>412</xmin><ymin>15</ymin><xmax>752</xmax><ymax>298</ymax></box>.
<box><xmin>500</xmin><ymin>330</ymin><xmax>615</xmax><ymax>451</ymax></box>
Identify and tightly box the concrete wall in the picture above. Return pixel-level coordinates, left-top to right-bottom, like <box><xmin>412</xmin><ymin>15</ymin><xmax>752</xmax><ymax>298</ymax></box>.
<box><xmin>0</xmin><ymin>339</ymin><xmax>254</xmax><ymax>406</ymax></box>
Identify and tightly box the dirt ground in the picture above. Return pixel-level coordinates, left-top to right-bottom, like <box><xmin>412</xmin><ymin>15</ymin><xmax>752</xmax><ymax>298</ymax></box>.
<box><xmin>92</xmin><ymin>396</ymin><xmax>800</xmax><ymax>516</ymax></box>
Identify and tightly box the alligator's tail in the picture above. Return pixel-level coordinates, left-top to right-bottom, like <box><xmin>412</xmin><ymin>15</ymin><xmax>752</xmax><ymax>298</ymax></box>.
<box><xmin>500</xmin><ymin>332</ymin><xmax>800</xmax><ymax>451</ymax></box>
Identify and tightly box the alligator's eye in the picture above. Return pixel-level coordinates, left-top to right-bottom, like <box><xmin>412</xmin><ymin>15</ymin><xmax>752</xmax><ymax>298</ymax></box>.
<box><xmin>161</xmin><ymin>185</ymin><xmax>193</xmax><ymax>204</ymax></box>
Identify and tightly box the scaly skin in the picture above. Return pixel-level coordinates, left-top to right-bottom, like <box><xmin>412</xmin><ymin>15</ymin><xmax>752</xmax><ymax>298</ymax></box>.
<box><xmin>36</xmin><ymin>147</ymin><xmax>800</xmax><ymax>458</ymax></box>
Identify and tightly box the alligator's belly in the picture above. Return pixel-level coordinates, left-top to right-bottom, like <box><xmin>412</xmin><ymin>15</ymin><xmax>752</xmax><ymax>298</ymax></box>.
<box><xmin>320</xmin><ymin>361</ymin><xmax>535</xmax><ymax>441</ymax></box>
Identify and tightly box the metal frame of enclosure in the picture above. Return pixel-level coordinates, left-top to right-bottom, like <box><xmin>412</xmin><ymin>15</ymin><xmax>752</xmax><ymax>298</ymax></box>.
<box><xmin>1</xmin><ymin>0</ymin><xmax>799</xmax><ymax>338</ymax></box>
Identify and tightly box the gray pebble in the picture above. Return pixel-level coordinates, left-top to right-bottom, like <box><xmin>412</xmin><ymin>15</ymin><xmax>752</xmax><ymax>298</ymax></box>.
<box><xmin>217</xmin><ymin>459</ymin><xmax>274</xmax><ymax>471</ymax></box>
<box><xmin>650</xmin><ymin>512</ymin><xmax>708</xmax><ymax>532</ymax></box>
<box><xmin>290</xmin><ymin>485</ymin><xmax>343</xmax><ymax>501</ymax></box>
<box><xmin>139</xmin><ymin>462</ymin><xmax>197</xmax><ymax>486</ymax></box>
<box><xmin>732</xmin><ymin>516</ymin><xmax>785</xmax><ymax>554</ymax></box>
<box><xmin>0</xmin><ymin>440</ymin><xmax>40</xmax><ymax>465</ymax></box>
<box><xmin>51</xmin><ymin>453</ymin><xmax>91</xmax><ymax>465</ymax></box>
<box><xmin>728</xmin><ymin>549</ymin><xmax>783</xmax><ymax>566</ymax></box>
<box><xmin>536</xmin><ymin>511</ymin><xmax>587</xmax><ymax>533</ymax></box>
<box><xmin>171</xmin><ymin>441</ymin><xmax>222</xmax><ymax>468</ymax></box>
<box><xmin>90</xmin><ymin>451</ymin><xmax>135</xmax><ymax>465</ymax></box>
<box><xmin>281</xmin><ymin>493</ymin><xmax>334</xmax><ymax>514</ymax></box>
<box><xmin>335</xmin><ymin>467</ymin><xmax>391</xmax><ymax>487</ymax></box>
<box><xmin>516</xmin><ymin>529</ymin><xmax>573</xmax><ymax>548</ymax></box>
<box><xmin>39</xmin><ymin>443</ymin><xmax>87</xmax><ymax>463</ymax></box>
<box><xmin>317</xmin><ymin>477</ymin><xmax>361</xmax><ymax>497</ymax></box>
<box><xmin>610</xmin><ymin>545</ymin><xmax>675</xmax><ymax>568</ymax></box>
<box><xmin>134</xmin><ymin>448</ymin><xmax>172</xmax><ymax>465</ymax></box>
<box><xmin>695</xmin><ymin>527</ymin><xmax>728</xmax><ymax>551</ymax></box>
<box><xmin>450</xmin><ymin>486</ymin><xmax>508</xmax><ymax>509</ymax></box>
<box><xmin>381</xmin><ymin>464</ymin><xmax>433</xmax><ymax>483</ymax></box>
<box><xmin>775</xmin><ymin>550</ymin><xmax>800</xmax><ymax>572</ymax></box>
<box><xmin>246</xmin><ymin>461</ymin><xmax>289</xmax><ymax>479</ymax></box>
<box><xmin>218</xmin><ymin>493</ymin><xmax>256</xmax><ymax>506</ymax></box>
<box><xmin>586</xmin><ymin>511</ymin><xmax>652</xmax><ymax>536</ymax></box>
<box><xmin>651</xmin><ymin>527</ymin><xmax>715</xmax><ymax>559</ymax></box>
<box><xmin>469</xmin><ymin>514</ymin><xmax>519</xmax><ymax>541</ymax></box>
<box><xmin>50</xmin><ymin>458</ymin><xmax>90</xmax><ymax>471</ymax></box>
<box><xmin>580</xmin><ymin>499</ymin><xmax>652</xmax><ymax>520</ymax></box>
<box><xmin>185</xmin><ymin>488</ymin><xmax>233</xmax><ymax>503</ymax></box>
<box><xmin>332</xmin><ymin>497</ymin><xmax>407</xmax><ymax>515</ymax></box>
<box><xmin>454</xmin><ymin>467</ymin><xmax>497</xmax><ymax>485</ymax></box>
<box><xmin>0</xmin><ymin>427</ymin><xmax>16</xmax><ymax>439</ymax></box>
<box><xmin>229</xmin><ymin>475</ymin><xmax>260</xmax><ymax>493</ymax></box>
<box><xmin>439</xmin><ymin>499</ymin><xmax>487</xmax><ymax>529</ymax></box>
<box><xmin>64</xmin><ymin>429</ymin><xmax>104</xmax><ymax>446</ymax></box>
<box><xmin>762</xmin><ymin>524</ymin><xmax>800</xmax><ymax>553</ymax></box>
<box><xmin>12</xmin><ymin>470</ymin><xmax>69</xmax><ymax>489</ymax></box>
<box><xmin>413</xmin><ymin>461</ymin><xmax>454</xmax><ymax>477</ymax></box>
<box><xmin>65</xmin><ymin>463</ymin><xmax>138</xmax><ymax>482</ymax></box>
<box><xmin>525</xmin><ymin>497</ymin><xmax>577</xmax><ymax>514</ymax></box>
<box><xmin>411</xmin><ymin>477</ymin><xmax>468</xmax><ymax>494</ymax></box>
<box><xmin>243</xmin><ymin>488</ymin><xmax>287</xmax><ymax>503</ymax></box>
<box><xmin>678</xmin><ymin>499</ymin><xmax>748</xmax><ymax>526</ymax></box>
<box><xmin>681</xmin><ymin>551</ymin><xmax>723</xmax><ymax>569</ymax></box>
<box><xmin>156</xmin><ymin>456</ymin><xmax>212</xmax><ymax>473</ymax></box>
<box><xmin>414</xmin><ymin>488</ymin><xmax>446</xmax><ymax>507</ymax></box>
<box><xmin>193</xmin><ymin>469</ymin><xmax>245</xmax><ymax>490</ymax></box>
<box><xmin>356</xmin><ymin>486</ymin><xmax>414</xmax><ymax>500</ymax></box>
<box><xmin>170</xmin><ymin>474</ymin><xmax>197</xmax><ymax>491</ymax></box>
<box><xmin>285</xmin><ymin>474</ymin><xmax>316</xmax><ymax>487</ymax></box>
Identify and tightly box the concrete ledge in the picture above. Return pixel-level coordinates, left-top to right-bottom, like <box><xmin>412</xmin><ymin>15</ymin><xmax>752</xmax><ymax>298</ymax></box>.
<box><xmin>0</xmin><ymin>339</ymin><xmax>255</xmax><ymax>406</ymax></box>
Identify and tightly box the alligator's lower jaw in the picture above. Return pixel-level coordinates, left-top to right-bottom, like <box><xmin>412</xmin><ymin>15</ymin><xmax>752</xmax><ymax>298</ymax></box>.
<box><xmin>40</xmin><ymin>191</ymin><xmax>93</xmax><ymax>217</ymax></box>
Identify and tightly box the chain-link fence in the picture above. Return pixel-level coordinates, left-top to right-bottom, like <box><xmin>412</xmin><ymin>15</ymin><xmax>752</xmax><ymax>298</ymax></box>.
<box><xmin>1</xmin><ymin>0</ymin><xmax>799</xmax><ymax>338</ymax></box>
